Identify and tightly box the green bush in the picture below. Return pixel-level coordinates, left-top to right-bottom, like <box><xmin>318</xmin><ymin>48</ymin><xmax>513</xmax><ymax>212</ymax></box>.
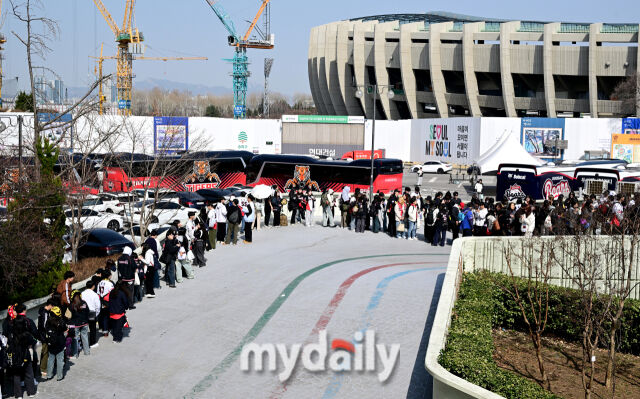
<box><xmin>439</xmin><ymin>272</ymin><xmax>559</xmax><ymax>399</ymax></box>
<box><xmin>490</xmin><ymin>273</ymin><xmax>640</xmax><ymax>356</ymax></box>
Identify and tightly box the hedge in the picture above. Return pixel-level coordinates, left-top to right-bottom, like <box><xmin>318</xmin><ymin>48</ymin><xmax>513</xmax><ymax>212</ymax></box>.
<box><xmin>491</xmin><ymin>273</ymin><xmax>640</xmax><ymax>356</ymax></box>
<box><xmin>439</xmin><ymin>272</ymin><xmax>559</xmax><ymax>399</ymax></box>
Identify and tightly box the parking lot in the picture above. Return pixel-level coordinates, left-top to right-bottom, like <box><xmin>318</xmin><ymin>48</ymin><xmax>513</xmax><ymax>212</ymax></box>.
<box><xmin>35</xmin><ymin>224</ymin><xmax>450</xmax><ymax>399</ymax></box>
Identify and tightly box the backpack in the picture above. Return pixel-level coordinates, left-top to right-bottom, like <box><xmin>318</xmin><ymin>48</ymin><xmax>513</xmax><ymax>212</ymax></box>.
<box><xmin>228</xmin><ymin>208</ymin><xmax>240</xmax><ymax>224</ymax></box>
<box><xmin>426</xmin><ymin>208</ymin><xmax>436</xmax><ymax>226</ymax></box>
<box><xmin>457</xmin><ymin>211</ymin><xmax>465</xmax><ymax>223</ymax></box>
<box><xmin>6</xmin><ymin>332</ymin><xmax>27</xmax><ymax>370</ymax></box>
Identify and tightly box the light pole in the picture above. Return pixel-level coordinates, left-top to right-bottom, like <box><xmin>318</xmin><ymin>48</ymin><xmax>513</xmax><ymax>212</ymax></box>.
<box><xmin>0</xmin><ymin>115</ymin><xmax>25</xmax><ymax>182</ymax></box>
<box><xmin>355</xmin><ymin>84</ymin><xmax>395</xmax><ymax>201</ymax></box>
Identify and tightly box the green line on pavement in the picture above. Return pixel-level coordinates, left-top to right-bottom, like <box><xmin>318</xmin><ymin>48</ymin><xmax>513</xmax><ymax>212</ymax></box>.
<box><xmin>186</xmin><ymin>252</ymin><xmax>448</xmax><ymax>397</ymax></box>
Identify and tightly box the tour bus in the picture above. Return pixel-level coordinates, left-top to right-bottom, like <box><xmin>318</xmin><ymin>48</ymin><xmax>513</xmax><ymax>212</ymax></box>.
<box><xmin>340</xmin><ymin>150</ymin><xmax>385</xmax><ymax>161</ymax></box>
<box><xmin>497</xmin><ymin>161</ymin><xmax>626</xmax><ymax>201</ymax></box>
<box><xmin>244</xmin><ymin>154</ymin><xmax>403</xmax><ymax>194</ymax></box>
<box><xmin>101</xmin><ymin>151</ymin><xmax>255</xmax><ymax>193</ymax></box>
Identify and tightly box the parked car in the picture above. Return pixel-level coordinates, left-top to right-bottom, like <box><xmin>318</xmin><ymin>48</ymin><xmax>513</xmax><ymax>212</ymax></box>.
<box><xmin>123</xmin><ymin>223</ymin><xmax>171</xmax><ymax>243</ymax></box>
<box><xmin>63</xmin><ymin>209</ymin><xmax>124</xmax><ymax>232</ymax></box>
<box><xmin>412</xmin><ymin>161</ymin><xmax>452</xmax><ymax>174</ymax></box>
<box><xmin>124</xmin><ymin>200</ymin><xmax>199</xmax><ymax>226</ymax></box>
<box><xmin>82</xmin><ymin>195</ymin><xmax>125</xmax><ymax>214</ymax></box>
<box><xmin>132</xmin><ymin>188</ymin><xmax>180</xmax><ymax>203</ymax></box>
<box><xmin>176</xmin><ymin>191</ymin><xmax>207</xmax><ymax>209</ymax></box>
<box><xmin>76</xmin><ymin>228</ymin><xmax>135</xmax><ymax>259</ymax></box>
<box><xmin>196</xmin><ymin>189</ymin><xmax>233</xmax><ymax>203</ymax></box>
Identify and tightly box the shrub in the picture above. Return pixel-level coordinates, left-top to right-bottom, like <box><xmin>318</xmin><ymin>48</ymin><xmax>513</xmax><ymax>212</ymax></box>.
<box><xmin>439</xmin><ymin>272</ymin><xmax>559</xmax><ymax>399</ymax></box>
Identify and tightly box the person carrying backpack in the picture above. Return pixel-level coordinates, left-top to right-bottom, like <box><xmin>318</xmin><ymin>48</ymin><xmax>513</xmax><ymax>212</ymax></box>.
<box><xmin>5</xmin><ymin>304</ymin><xmax>38</xmax><ymax>397</ymax></box>
<box><xmin>225</xmin><ymin>199</ymin><xmax>241</xmax><ymax>245</ymax></box>
<box><xmin>424</xmin><ymin>199</ymin><xmax>437</xmax><ymax>244</ymax></box>
<box><xmin>461</xmin><ymin>205</ymin><xmax>474</xmax><ymax>237</ymax></box>
<box><xmin>44</xmin><ymin>306</ymin><xmax>67</xmax><ymax>382</ymax></box>
<box><xmin>117</xmin><ymin>246</ymin><xmax>136</xmax><ymax>309</ymax></box>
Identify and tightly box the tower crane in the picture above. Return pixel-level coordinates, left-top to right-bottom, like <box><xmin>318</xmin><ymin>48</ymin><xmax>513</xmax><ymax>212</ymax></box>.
<box><xmin>91</xmin><ymin>45</ymin><xmax>207</xmax><ymax>115</ymax></box>
<box><xmin>204</xmin><ymin>0</ymin><xmax>274</xmax><ymax>119</ymax></box>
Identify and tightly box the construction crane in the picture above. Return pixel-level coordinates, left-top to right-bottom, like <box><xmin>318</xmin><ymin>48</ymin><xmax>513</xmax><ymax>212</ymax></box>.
<box><xmin>204</xmin><ymin>0</ymin><xmax>274</xmax><ymax>119</ymax></box>
<box><xmin>93</xmin><ymin>0</ymin><xmax>144</xmax><ymax>115</ymax></box>
<box><xmin>91</xmin><ymin>48</ymin><xmax>207</xmax><ymax>115</ymax></box>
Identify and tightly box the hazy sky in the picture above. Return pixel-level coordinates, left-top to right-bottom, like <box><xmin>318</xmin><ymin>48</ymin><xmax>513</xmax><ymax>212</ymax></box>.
<box><xmin>2</xmin><ymin>0</ymin><xmax>640</xmax><ymax>97</ymax></box>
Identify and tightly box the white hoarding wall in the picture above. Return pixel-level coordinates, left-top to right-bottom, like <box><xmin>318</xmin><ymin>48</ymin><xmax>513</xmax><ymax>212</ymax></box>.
<box><xmin>410</xmin><ymin>118</ymin><xmax>482</xmax><ymax>165</ymax></box>
<box><xmin>188</xmin><ymin>118</ymin><xmax>281</xmax><ymax>155</ymax></box>
<box><xmin>478</xmin><ymin>117</ymin><xmax>522</xmax><ymax>155</ymax></box>
<box><xmin>563</xmin><ymin>118</ymin><xmax>620</xmax><ymax>160</ymax></box>
<box><xmin>364</xmin><ymin>119</ymin><xmax>412</xmax><ymax>161</ymax></box>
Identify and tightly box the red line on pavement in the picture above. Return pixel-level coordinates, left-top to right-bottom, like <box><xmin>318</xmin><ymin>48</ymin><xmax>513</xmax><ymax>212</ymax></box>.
<box><xmin>269</xmin><ymin>261</ymin><xmax>437</xmax><ymax>399</ymax></box>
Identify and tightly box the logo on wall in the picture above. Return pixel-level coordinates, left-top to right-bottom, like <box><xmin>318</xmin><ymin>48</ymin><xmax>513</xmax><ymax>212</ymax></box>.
<box><xmin>238</xmin><ymin>131</ymin><xmax>249</xmax><ymax>150</ymax></box>
<box><xmin>425</xmin><ymin>124</ymin><xmax>452</xmax><ymax>158</ymax></box>
<box><xmin>504</xmin><ymin>184</ymin><xmax>526</xmax><ymax>202</ymax></box>
<box><xmin>542</xmin><ymin>178</ymin><xmax>571</xmax><ymax>200</ymax></box>
<box><xmin>285</xmin><ymin>165</ymin><xmax>320</xmax><ymax>191</ymax></box>
<box><xmin>186</xmin><ymin>161</ymin><xmax>221</xmax><ymax>188</ymax></box>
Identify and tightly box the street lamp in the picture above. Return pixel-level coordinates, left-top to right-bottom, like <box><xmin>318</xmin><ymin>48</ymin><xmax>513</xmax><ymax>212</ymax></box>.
<box><xmin>355</xmin><ymin>84</ymin><xmax>395</xmax><ymax>201</ymax></box>
<box><xmin>0</xmin><ymin>114</ymin><xmax>25</xmax><ymax>182</ymax></box>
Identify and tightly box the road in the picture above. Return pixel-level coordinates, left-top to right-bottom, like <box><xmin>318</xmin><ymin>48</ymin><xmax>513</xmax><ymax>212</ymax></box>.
<box><xmin>35</xmin><ymin>222</ymin><xmax>451</xmax><ymax>399</ymax></box>
<box><xmin>402</xmin><ymin>169</ymin><xmax>496</xmax><ymax>201</ymax></box>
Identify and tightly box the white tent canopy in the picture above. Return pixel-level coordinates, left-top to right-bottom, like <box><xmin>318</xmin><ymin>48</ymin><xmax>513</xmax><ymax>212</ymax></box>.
<box><xmin>475</xmin><ymin>130</ymin><xmax>542</xmax><ymax>174</ymax></box>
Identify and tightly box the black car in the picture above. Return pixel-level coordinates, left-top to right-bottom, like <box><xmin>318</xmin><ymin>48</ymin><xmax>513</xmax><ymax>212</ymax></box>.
<box><xmin>176</xmin><ymin>191</ymin><xmax>207</xmax><ymax>209</ymax></box>
<box><xmin>196</xmin><ymin>189</ymin><xmax>233</xmax><ymax>203</ymax></box>
<box><xmin>77</xmin><ymin>228</ymin><xmax>135</xmax><ymax>259</ymax></box>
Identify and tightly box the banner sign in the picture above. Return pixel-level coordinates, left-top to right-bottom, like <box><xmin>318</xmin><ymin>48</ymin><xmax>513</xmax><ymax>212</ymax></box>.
<box><xmin>521</xmin><ymin>118</ymin><xmax>565</xmax><ymax>160</ymax></box>
<box><xmin>413</xmin><ymin>118</ymin><xmax>480</xmax><ymax>164</ymax></box>
<box><xmin>622</xmin><ymin>118</ymin><xmax>640</xmax><ymax>134</ymax></box>
<box><xmin>282</xmin><ymin>115</ymin><xmax>365</xmax><ymax>124</ymax></box>
<box><xmin>154</xmin><ymin>117</ymin><xmax>188</xmax><ymax>154</ymax></box>
<box><xmin>611</xmin><ymin>133</ymin><xmax>640</xmax><ymax>163</ymax></box>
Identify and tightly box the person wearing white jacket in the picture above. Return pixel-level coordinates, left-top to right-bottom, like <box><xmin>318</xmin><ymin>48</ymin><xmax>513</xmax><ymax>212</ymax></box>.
<box><xmin>215</xmin><ymin>199</ymin><xmax>228</xmax><ymax>243</ymax></box>
<box><xmin>407</xmin><ymin>198</ymin><xmax>419</xmax><ymax>240</ymax></box>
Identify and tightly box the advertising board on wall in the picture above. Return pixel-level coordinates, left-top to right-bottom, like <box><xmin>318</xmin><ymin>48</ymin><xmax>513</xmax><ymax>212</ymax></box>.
<box><xmin>412</xmin><ymin>118</ymin><xmax>480</xmax><ymax>165</ymax></box>
<box><xmin>622</xmin><ymin>118</ymin><xmax>640</xmax><ymax>134</ymax></box>
<box><xmin>154</xmin><ymin>117</ymin><xmax>188</xmax><ymax>154</ymax></box>
<box><xmin>611</xmin><ymin>133</ymin><xmax>640</xmax><ymax>163</ymax></box>
<box><xmin>521</xmin><ymin>118</ymin><xmax>565</xmax><ymax>160</ymax></box>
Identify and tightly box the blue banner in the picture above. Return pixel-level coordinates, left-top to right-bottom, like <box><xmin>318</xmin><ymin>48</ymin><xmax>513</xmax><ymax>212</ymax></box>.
<box><xmin>154</xmin><ymin>117</ymin><xmax>189</xmax><ymax>154</ymax></box>
<box><xmin>622</xmin><ymin>118</ymin><xmax>640</xmax><ymax>134</ymax></box>
<box><xmin>520</xmin><ymin>118</ymin><xmax>566</xmax><ymax>160</ymax></box>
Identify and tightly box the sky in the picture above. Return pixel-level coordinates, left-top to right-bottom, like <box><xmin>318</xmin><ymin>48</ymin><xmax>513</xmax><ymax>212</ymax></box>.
<box><xmin>2</xmin><ymin>0</ymin><xmax>640</xmax><ymax>98</ymax></box>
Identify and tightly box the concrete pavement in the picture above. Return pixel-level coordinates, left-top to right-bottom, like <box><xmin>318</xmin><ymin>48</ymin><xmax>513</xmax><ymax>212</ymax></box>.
<box><xmin>34</xmin><ymin>222</ymin><xmax>451</xmax><ymax>399</ymax></box>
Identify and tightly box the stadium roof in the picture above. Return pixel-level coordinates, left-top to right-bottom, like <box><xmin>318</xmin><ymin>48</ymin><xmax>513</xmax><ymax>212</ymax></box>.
<box><xmin>349</xmin><ymin>11</ymin><xmax>507</xmax><ymax>24</ymax></box>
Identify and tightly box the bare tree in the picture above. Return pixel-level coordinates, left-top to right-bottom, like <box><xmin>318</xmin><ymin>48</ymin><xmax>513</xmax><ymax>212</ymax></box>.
<box><xmin>498</xmin><ymin>238</ymin><xmax>554</xmax><ymax>389</ymax></box>
<box><xmin>611</xmin><ymin>72</ymin><xmax>639</xmax><ymax>117</ymax></box>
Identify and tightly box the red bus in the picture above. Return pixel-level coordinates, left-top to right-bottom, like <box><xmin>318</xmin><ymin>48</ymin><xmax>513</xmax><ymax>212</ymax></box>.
<box><xmin>341</xmin><ymin>149</ymin><xmax>385</xmax><ymax>160</ymax></box>
<box><xmin>101</xmin><ymin>151</ymin><xmax>255</xmax><ymax>193</ymax></box>
<box><xmin>244</xmin><ymin>154</ymin><xmax>403</xmax><ymax>194</ymax></box>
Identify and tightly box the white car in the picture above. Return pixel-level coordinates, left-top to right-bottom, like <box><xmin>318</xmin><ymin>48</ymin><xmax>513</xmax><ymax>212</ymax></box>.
<box><xmin>81</xmin><ymin>195</ymin><xmax>125</xmax><ymax>214</ymax></box>
<box><xmin>63</xmin><ymin>208</ymin><xmax>124</xmax><ymax>232</ymax></box>
<box><xmin>412</xmin><ymin>161</ymin><xmax>453</xmax><ymax>174</ymax></box>
<box><xmin>124</xmin><ymin>200</ymin><xmax>199</xmax><ymax>226</ymax></box>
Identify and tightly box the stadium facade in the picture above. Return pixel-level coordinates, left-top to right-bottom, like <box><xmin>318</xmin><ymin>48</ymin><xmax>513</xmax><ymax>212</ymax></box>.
<box><xmin>308</xmin><ymin>12</ymin><xmax>640</xmax><ymax>119</ymax></box>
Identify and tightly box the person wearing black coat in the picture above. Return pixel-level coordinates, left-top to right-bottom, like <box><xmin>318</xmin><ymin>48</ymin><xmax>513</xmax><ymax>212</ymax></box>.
<box><xmin>108</xmin><ymin>282</ymin><xmax>130</xmax><ymax>343</ymax></box>
<box><xmin>117</xmin><ymin>246</ymin><xmax>136</xmax><ymax>308</ymax></box>
<box><xmin>37</xmin><ymin>299</ymin><xmax>56</xmax><ymax>377</ymax></box>
<box><xmin>44</xmin><ymin>308</ymin><xmax>67</xmax><ymax>381</ymax></box>
<box><xmin>5</xmin><ymin>304</ymin><xmax>38</xmax><ymax>397</ymax></box>
<box><xmin>162</xmin><ymin>230</ymin><xmax>180</xmax><ymax>288</ymax></box>
<box><xmin>271</xmin><ymin>192</ymin><xmax>282</xmax><ymax>227</ymax></box>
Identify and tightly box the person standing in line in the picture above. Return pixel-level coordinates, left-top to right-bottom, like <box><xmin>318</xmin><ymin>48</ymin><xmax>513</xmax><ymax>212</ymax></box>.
<box><xmin>97</xmin><ymin>269</ymin><xmax>114</xmax><ymax>337</ymax></box>
<box><xmin>174</xmin><ymin>228</ymin><xmax>195</xmax><ymax>282</ymax></box>
<box><xmin>433</xmin><ymin>202</ymin><xmax>448</xmax><ymax>246</ymax></box>
<box><xmin>449</xmin><ymin>201</ymin><xmax>461</xmax><ymax>242</ymax></box>
<box><xmin>339</xmin><ymin>186</ymin><xmax>350</xmax><ymax>228</ymax></box>
<box><xmin>185</xmin><ymin>212</ymin><xmax>197</xmax><ymax>247</ymax></box>
<box><xmin>193</xmin><ymin>222</ymin><xmax>208</xmax><ymax>266</ymax></box>
<box><xmin>43</xmin><ymin>306</ymin><xmax>67</xmax><ymax>382</ymax></box>
<box><xmin>116</xmin><ymin>246</ymin><xmax>136</xmax><ymax>309</ymax></box>
<box><xmin>56</xmin><ymin>271</ymin><xmax>75</xmax><ymax>315</ymax></box>
<box><xmin>473</xmin><ymin>202</ymin><xmax>488</xmax><ymax>236</ymax></box>
<box><xmin>215</xmin><ymin>199</ymin><xmax>228</xmax><ymax>243</ymax></box>
<box><xmin>407</xmin><ymin>197</ymin><xmax>419</xmax><ymax>240</ymax></box>
<box><xmin>5</xmin><ymin>303</ymin><xmax>38</xmax><ymax>398</ymax></box>
<box><xmin>225</xmin><ymin>199</ymin><xmax>242</xmax><ymax>245</ymax></box>
<box><xmin>304</xmin><ymin>189</ymin><xmax>315</xmax><ymax>227</ymax></box>
<box><xmin>461</xmin><ymin>204</ymin><xmax>474</xmax><ymax>237</ymax></box>
<box><xmin>144</xmin><ymin>230</ymin><xmax>161</xmax><ymax>289</ymax></box>
<box><xmin>417</xmin><ymin>165</ymin><xmax>424</xmax><ymax>186</ymax></box>
<box><xmin>254</xmin><ymin>198</ymin><xmax>263</xmax><ymax>230</ymax></box>
<box><xmin>108</xmin><ymin>281</ymin><xmax>129</xmax><ymax>343</ymax></box>
<box><xmin>81</xmin><ymin>281</ymin><xmax>101</xmax><ymax>348</ymax></box>
<box><xmin>264</xmin><ymin>186</ymin><xmax>274</xmax><ymax>227</ymax></box>
<box><xmin>243</xmin><ymin>195</ymin><xmax>256</xmax><ymax>243</ymax></box>
<box><xmin>271</xmin><ymin>192</ymin><xmax>282</xmax><ymax>227</ymax></box>
<box><xmin>162</xmin><ymin>230</ymin><xmax>180</xmax><ymax>288</ymax></box>
<box><xmin>141</xmin><ymin>243</ymin><xmax>157</xmax><ymax>298</ymax></box>
<box><xmin>37</xmin><ymin>300</ymin><xmax>56</xmax><ymax>377</ymax></box>
<box><xmin>394</xmin><ymin>196</ymin><xmax>406</xmax><ymax>239</ymax></box>
<box><xmin>474</xmin><ymin>179</ymin><xmax>484</xmax><ymax>201</ymax></box>
<box><xmin>69</xmin><ymin>291</ymin><xmax>90</xmax><ymax>356</ymax></box>
<box><xmin>206</xmin><ymin>203</ymin><xmax>217</xmax><ymax>250</ymax></box>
